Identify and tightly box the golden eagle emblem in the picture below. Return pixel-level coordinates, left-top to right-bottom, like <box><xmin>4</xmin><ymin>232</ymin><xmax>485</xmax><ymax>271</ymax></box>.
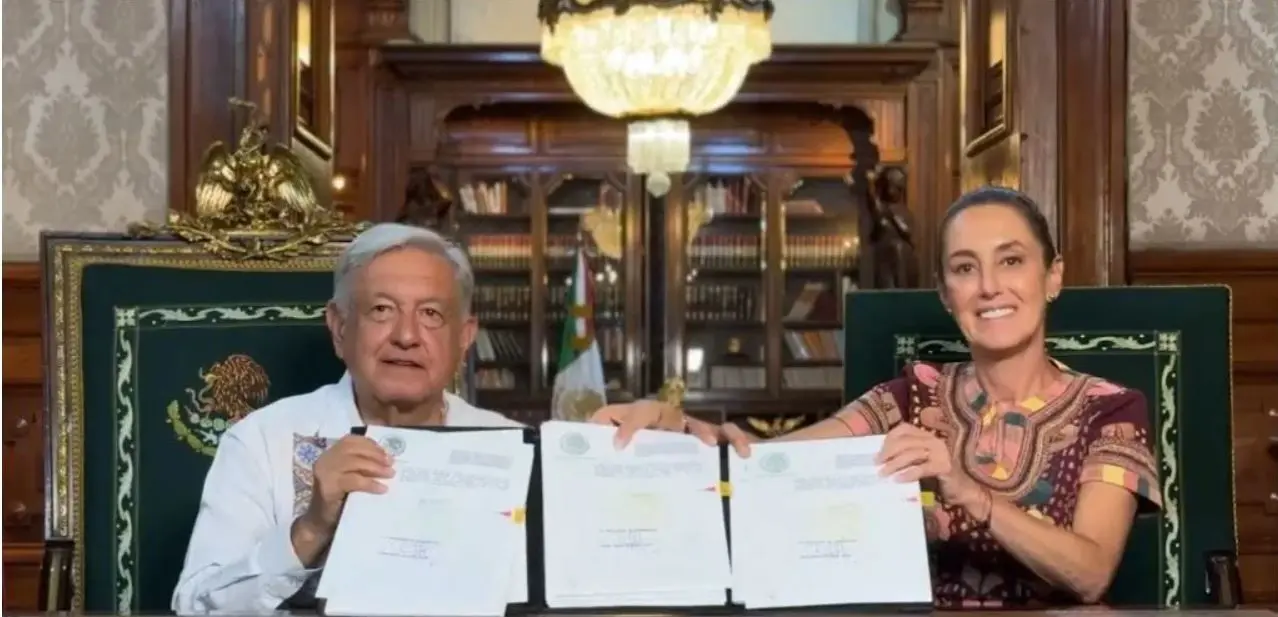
<box><xmin>131</xmin><ymin>97</ymin><xmax>366</xmax><ymax>259</ymax></box>
<box><xmin>746</xmin><ymin>415</ymin><xmax>806</xmax><ymax>438</ymax></box>
<box><xmin>166</xmin><ymin>354</ymin><xmax>272</xmax><ymax>456</ymax></box>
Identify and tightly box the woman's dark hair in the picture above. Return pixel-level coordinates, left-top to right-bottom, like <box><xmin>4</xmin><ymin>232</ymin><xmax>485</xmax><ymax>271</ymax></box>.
<box><xmin>936</xmin><ymin>186</ymin><xmax>1058</xmax><ymax>277</ymax></box>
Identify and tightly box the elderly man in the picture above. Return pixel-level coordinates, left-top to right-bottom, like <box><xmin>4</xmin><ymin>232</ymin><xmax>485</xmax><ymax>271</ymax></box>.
<box><xmin>172</xmin><ymin>223</ymin><xmax>521</xmax><ymax>614</ymax></box>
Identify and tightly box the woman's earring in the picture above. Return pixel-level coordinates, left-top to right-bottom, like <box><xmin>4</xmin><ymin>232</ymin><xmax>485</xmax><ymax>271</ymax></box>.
<box><xmin>1046</xmin><ymin>293</ymin><xmax>1057</xmax><ymax>303</ymax></box>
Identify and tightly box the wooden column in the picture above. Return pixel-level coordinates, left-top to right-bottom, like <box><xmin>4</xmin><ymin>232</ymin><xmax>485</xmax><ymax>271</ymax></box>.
<box><xmin>333</xmin><ymin>0</ymin><xmax>418</xmax><ymax>222</ymax></box>
<box><xmin>1057</xmin><ymin>0</ymin><xmax>1127</xmax><ymax>286</ymax></box>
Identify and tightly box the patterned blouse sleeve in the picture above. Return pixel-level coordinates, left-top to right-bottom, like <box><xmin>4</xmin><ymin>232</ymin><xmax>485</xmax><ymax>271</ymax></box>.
<box><xmin>1079</xmin><ymin>389</ymin><xmax>1163</xmax><ymax>511</ymax></box>
<box><xmin>830</xmin><ymin>376</ymin><xmax>910</xmax><ymax>436</ymax></box>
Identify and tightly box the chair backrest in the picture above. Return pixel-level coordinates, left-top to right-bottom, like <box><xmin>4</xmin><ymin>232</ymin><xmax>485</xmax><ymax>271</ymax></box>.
<box><xmin>842</xmin><ymin>286</ymin><xmax>1236</xmax><ymax>608</ymax></box>
<box><xmin>42</xmin><ymin>233</ymin><xmax>352</xmax><ymax>612</ymax></box>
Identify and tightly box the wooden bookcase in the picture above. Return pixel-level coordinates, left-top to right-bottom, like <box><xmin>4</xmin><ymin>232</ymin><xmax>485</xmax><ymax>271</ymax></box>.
<box><xmin>374</xmin><ymin>45</ymin><xmax>959</xmax><ymax>430</ymax></box>
<box><xmin>440</xmin><ymin>168</ymin><xmax>645</xmax><ymax>413</ymax></box>
<box><xmin>663</xmin><ymin>169</ymin><xmax>862</xmax><ymax>409</ymax></box>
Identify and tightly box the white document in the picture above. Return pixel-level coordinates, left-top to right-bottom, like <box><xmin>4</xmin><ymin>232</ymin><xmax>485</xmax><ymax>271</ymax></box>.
<box><xmin>317</xmin><ymin>427</ymin><xmax>535</xmax><ymax>616</ymax></box>
<box><xmin>540</xmin><ymin>421</ymin><xmax>731</xmax><ymax>608</ymax></box>
<box><xmin>728</xmin><ymin>436</ymin><xmax>933</xmax><ymax>609</ymax></box>
<box><xmin>432</xmin><ymin>429</ymin><xmax>532</xmax><ymax>605</ymax></box>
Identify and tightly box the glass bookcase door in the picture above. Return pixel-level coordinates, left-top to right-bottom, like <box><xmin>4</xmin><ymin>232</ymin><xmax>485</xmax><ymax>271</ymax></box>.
<box><xmin>778</xmin><ymin>172</ymin><xmax>859</xmax><ymax>395</ymax></box>
<box><xmin>680</xmin><ymin>174</ymin><xmax>769</xmax><ymax>393</ymax></box>
<box><xmin>541</xmin><ymin>174</ymin><xmax>633</xmax><ymax>398</ymax></box>
<box><xmin>451</xmin><ymin>170</ymin><xmax>536</xmax><ymax>407</ymax></box>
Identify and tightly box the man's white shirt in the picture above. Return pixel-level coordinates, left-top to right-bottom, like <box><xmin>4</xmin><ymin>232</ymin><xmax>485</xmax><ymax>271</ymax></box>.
<box><xmin>171</xmin><ymin>373</ymin><xmax>521</xmax><ymax>614</ymax></box>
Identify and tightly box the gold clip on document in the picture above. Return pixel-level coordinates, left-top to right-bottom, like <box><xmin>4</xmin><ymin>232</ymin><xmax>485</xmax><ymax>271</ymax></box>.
<box><xmin>504</xmin><ymin>507</ymin><xmax>527</xmax><ymax>525</ymax></box>
<box><xmin>920</xmin><ymin>491</ymin><xmax>936</xmax><ymax>508</ymax></box>
<box><xmin>718</xmin><ymin>481</ymin><xmax>733</xmax><ymax>498</ymax></box>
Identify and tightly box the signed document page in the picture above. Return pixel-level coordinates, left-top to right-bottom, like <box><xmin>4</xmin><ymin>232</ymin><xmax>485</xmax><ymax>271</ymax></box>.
<box><xmin>317</xmin><ymin>427</ymin><xmax>534</xmax><ymax>616</ymax></box>
<box><xmin>540</xmin><ymin>421</ymin><xmax>731</xmax><ymax>608</ymax></box>
<box><xmin>729</xmin><ymin>436</ymin><xmax>933</xmax><ymax>609</ymax></box>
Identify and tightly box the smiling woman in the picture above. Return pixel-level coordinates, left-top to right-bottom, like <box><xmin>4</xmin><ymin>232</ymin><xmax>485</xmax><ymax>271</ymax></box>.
<box><xmin>936</xmin><ymin>186</ymin><xmax>1062</xmax><ymax>359</ymax></box>
<box><xmin>592</xmin><ymin>186</ymin><xmax>1162</xmax><ymax>608</ymax></box>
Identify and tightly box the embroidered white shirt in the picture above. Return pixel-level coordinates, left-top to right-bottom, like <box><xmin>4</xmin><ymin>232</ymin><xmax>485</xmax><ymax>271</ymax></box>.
<box><xmin>171</xmin><ymin>372</ymin><xmax>522</xmax><ymax>614</ymax></box>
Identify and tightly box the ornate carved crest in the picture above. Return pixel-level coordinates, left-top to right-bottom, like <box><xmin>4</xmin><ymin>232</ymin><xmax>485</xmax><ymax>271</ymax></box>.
<box><xmin>131</xmin><ymin>98</ymin><xmax>367</xmax><ymax>259</ymax></box>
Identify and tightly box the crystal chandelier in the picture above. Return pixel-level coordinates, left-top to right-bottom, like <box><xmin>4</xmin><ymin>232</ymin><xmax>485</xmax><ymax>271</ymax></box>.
<box><xmin>539</xmin><ymin>0</ymin><xmax>774</xmax><ymax>196</ymax></box>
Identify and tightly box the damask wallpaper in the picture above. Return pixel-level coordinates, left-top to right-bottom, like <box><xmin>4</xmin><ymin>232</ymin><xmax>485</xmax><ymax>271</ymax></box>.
<box><xmin>1128</xmin><ymin>0</ymin><xmax>1278</xmax><ymax>248</ymax></box>
<box><xmin>2</xmin><ymin>0</ymin><xmax>169</xmax><ymax>260</ymax></box>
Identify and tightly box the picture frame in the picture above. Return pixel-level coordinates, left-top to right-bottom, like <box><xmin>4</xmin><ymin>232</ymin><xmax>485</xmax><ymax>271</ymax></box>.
<box><xmin>293</xmin><ymin>0</ymin><xmax>334</xmax><ymax>157</ymax></box>
<box><xmin>960</xmin><ymin>0</ymin><xmax>1016</xmax><ymax>157</ymax></box>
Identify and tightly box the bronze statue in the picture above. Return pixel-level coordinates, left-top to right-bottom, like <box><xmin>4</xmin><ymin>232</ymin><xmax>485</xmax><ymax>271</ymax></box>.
<box><xmin>832</xmin><ymin>104</ymin><xmax>919</xmax><ymax>289</ymax></box>
<box><xmin>866</xmin><ymin>165</ymin><xmax>918</xmax><ymax>288</ymax></box>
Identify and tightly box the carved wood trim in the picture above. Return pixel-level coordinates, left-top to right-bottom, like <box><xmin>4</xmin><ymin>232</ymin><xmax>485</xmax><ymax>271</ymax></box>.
<box><xmin>379</xmin><ymin>44</ymin><xmax>944</xmax><ymax>167</ymax></box>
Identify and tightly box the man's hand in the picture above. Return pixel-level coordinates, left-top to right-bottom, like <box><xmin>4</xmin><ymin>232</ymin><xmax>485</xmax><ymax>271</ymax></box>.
<box><xmin>292</xmin><ymin>435</ymin><xmax>393</xmax><ymax>565</ymax></box>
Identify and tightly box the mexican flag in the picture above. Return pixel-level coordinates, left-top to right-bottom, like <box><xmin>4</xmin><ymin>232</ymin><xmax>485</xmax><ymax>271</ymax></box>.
<box><xmin>551</xmin><ymin>249</ymin><xmax>608</xmax><ymax>421</ymax></box>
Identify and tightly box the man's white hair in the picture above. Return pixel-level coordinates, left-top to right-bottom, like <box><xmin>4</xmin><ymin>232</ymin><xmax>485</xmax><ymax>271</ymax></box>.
<box><xmin>331</xmin><ymin>223</ymin><xmax>474</xmax><ymax>316</ymax></box>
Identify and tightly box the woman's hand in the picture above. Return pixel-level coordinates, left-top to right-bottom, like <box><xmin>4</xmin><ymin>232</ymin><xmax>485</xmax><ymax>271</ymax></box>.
<box><xmin>719</xmin><ymin>422</ymin><xmax>755</xmax><ymax>458</ymax></box>
<box><xmin>589</xmin><ymin>401</ymin><xmax>745</xmax><ymax>450</ymax></box>
<box><xmin>589</xmin><ymin>400</ymin><xmax>686</xmax><ymax>446</ymax></box>
<box><xmin>875</xmin><ymin>423</ymin><xmax>983</xmax><ymax>508</ymax></box>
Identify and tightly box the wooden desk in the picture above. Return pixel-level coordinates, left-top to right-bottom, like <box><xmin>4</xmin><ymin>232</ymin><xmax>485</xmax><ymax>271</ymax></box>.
<box><xmin>5</xmin><ymin>611</ymin><xmax>1275</xmax><ymax>617</ymax></box>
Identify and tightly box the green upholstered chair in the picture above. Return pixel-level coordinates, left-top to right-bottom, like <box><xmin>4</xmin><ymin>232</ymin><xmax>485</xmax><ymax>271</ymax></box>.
<box><xmin>842</xmin><ymin>286</ymin><xmax>1237</xmax><ymax>608</ymax></box>
<box><xmin>40</xmin><ymin>233</ymin><xmax>355</xmax><ymax>613</ymax></box>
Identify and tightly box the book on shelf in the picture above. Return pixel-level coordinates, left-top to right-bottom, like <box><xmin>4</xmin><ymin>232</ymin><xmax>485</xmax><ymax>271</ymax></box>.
<box><xmin>782</xmin><ymin>366</ymin><xmax>842</xmax><ymax>391</ymax></box>
<box><xmin>782</xmin><ymin>198</ymin><xmax>825</xmax><ymax>216</ymax></box>
<box><xmin>689</xmin><ymin>234</ymin><xmax>761</xmax><ymax>270</ymax></box>
<box><xmin>707</xmin><ymin>366</ymin><xmax>767</xmax><ymax>389</ymax></box>
<box><xmin>474</xmin><ymin>367</ymin><xmax>517</xmax><ymax>391</ymax></box>
<box><xmin>783</xmin><ymin>281</ymin><xmax>830</xmax><ymax>322</ymax></box>
<box><xmin>696</xmin><ymin>179</ymin><xmax>756</xmax><ymax>215</ymax></box>
<box><xmin>474</xmin><ymin>285</ymin><xmax>532</xmax><ymax>321</ymax></box>
<box><xmin>468</xmin><ymin>234</ymin><xmax>532</xmax><ymax>269</ymax></box>
<box><xmin>782</xmin><ymin>329</ymin><xmax>843</xmax><ymax>362</ymax></box>
<box><xmin>473</xmin><ymin>329</ymin><xmax>527</xmax><ymax>362</ymax></box>
<box><xmin>783</xmin><ymin>235</ymin><xmax>856</xmax><ymax>269</ymax></box>
<box><xmin>686</xmin><ymin>284</ymin><xmax>760</xmax><ymax>323</ymax></box>
<box><xmin>459</xmin><ymin>181</ymin><xmax>513</xmax><ymax>214</ymax></box>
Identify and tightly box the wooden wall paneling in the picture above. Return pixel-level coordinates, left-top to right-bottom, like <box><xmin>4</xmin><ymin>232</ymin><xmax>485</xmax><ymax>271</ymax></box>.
<box><xmin>1056</xmin><ymin>0</ymin><xmax>1127</xmax><ymax>286</ymax></box>
<box><xmin>907</xmin><ymin>48</ymin><xmax>962</xmax><ymax>287</ymax></box>
<box><xmin>1</xmin><ymin>543</ymin><xmax>44</xmax><ymax>611</ymax></box>
<box><xmin>360</xmin><ymin>0</ymin><xmax>415</xmax><ymax>43</ymax></box>
<box><xmin>169</xmin><ymin>0</ymin><xmax>336</xmax><ymax>216</ymax></box>
<box><xmin>1129</xmin><ymin>250</ymin><xmax>1278</xmax><ymax>605</ymax></box>
<box><xmin>898</xmin><ymin>0</ymin><xmax>961</xmax><ymax>44</ymax></box>
<box><xmin>167</xmin><ymin>0</ymin><xmax>249</xmax><ymax>215</ymax></box>
<box><xmin>334</xmin><ymin>0</ymin><xmax>375</xmax><ymax>218</ymax></box>
<box><xmin>2</xmin><ymin>263</ymin><xmax>46</xmax><ymax>609</ymax></box>
<box><xmin>333</xmin><ymin>0</ymin><xmax>416</xmax><ymax>222</ymax></box>
<box><xmin>1013</xmin><ymin>0</ymin><xmax>1058</xmax><ymax>244</ymax></box>
<box><xmin>959</xmin><ymin>0</ymin><xmax>1019</xmax><ymax>189</ymax></box>
<box><xmin>959</xmin><ymin>0</ymin><xmax>1125</xmax><ymax>287</ymax></box>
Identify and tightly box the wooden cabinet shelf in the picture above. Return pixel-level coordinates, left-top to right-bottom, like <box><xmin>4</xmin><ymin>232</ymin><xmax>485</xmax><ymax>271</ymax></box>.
<box><xmin>378</xmin><ymin>44</ymin><xmax>957</xmax><ymax>423</ymax></box>
<box><xmin>440</xmin><ymin>157</ymin><xmax>869</xmax><ymax>417</ymax></box>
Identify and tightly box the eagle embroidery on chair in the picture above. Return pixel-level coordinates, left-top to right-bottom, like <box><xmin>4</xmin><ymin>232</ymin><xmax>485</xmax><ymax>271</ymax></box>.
<box><xmin>166</xmin><ymin>354</ymin><xmax>272</xmax><ymax>457</ymax></box>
